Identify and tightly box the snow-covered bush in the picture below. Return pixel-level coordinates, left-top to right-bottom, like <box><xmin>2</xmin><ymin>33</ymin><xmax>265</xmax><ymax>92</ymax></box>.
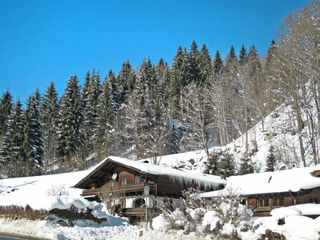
<box><xmin>46</xmin><ymin>184</ymin><xmax>69</xmax><ymax>196</ymax></box>
<box><xmin>153</xmin><ymin>188</ymin><xmax>253</xmax><ymax>239</ymax></box>
<box><xmin>100</xmin><ymin>189</ymin><xmax>124</xmax><ymax>215</ymax></box>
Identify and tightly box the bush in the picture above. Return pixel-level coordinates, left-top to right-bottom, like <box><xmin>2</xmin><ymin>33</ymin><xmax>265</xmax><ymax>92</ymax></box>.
<box><xmin>153</xmin><ymin>188</ymin><xmax>252</xmax><ymax>239</ymax></box>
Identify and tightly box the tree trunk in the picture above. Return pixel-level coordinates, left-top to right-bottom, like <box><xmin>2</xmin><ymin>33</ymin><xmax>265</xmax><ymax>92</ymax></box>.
<box><xmin>295</xmin><ymin>103</ymin><xmax>306</xmax><ymax>167</ymax></box>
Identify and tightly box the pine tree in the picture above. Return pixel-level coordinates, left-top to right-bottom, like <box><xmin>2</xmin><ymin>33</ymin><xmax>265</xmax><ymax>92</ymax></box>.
<box><xmin>239</xmin><ymin>153</ymin><xmax>254</xmax><ymax>175</ymax></box>
<box><xmin>166</xmin><ymin>124</ymin><xmax>181</xmax><ymax>154</ymax></box>
<box><xmin>42</xmin><ymin>81</ymin><xmax>59</xmax><ymax>172</ymax></box>
<box><xmin>239</xmin><ymin>45</ymin><xmax>248</xmax><ymax>65</ymax></box>
<box><xmin>0</xmin><ymin>100</ymin><xmax>25</xmax><ymax>177</ymax></box>
<box><xmin>187</xmin><ymin>40</ymin><xmax>201</xmax><ymax>84</ymax></box>
<box><xmin>131</xmin><ymin>59</ymin><xmax>156</xmax><ymax>159</ymax></box>
<box><xmin>266</xmin><ymin>145</ymin><xmax>276</xmax><ymax>172</ymax></box>
<box><xmin>204</xmin><ymin>152</ymin><xmax>220</xmax><ymax>175</ymax></box>
<box><xmin>156</xmin><ymin>58</ymin><xmax>171</xmax><ymax>107</ymax></box>
<box><xmin>118</xmin><ymin>60</ymin><xmax>135</xmax><ymax>103</ymax></box>
<box><xmin>198</xmin><ymin>44</ymin><xmax>212</xmax><ymax>85</ymax></box>
<box><xmin>170</xmin><ymin>45</ymin><xmax>188</xmax><ymax>117</ymax></box>
<box><xmin>23</xmin><ymin>89</ymin><xmax>43</xmax><ymax>176</ymax></box>
<box><xmin>83</xmin><ymin>70</ymin><xmax>101</xmax><ymax>156</ymax></box>
<box><xmin>226</xmin><ymin>45</ymin><xmax>238</xmax><ymax>67</ymax></box>
<box><xmin>57</xmin><ymin>75</ymin><xmax>84</xmax><ymax>171</ymax></box>
<box><xmin>0</xmin><ymin>90</ymin><xmax>13</xmax><ymax>138</ymax></box>
<box><xmin>265</xmin><ymin>39</ymin><xmax>282</xmax><ymax>109</ymax></box>
<box><xmin>219</xmin><ymin>153</ymin><xmax>236</xmax><ymax>178</ymax></box>
<box><xmin>213</xmin><ymin>50</ymin><xmax>223</xmax><ymax>78</ymax></box>
<box><xmin>107</xmin><ymin>70</ymin><xmax>125</xmax><ymax>156</ymax></box>
<box><xmin>94</xmin><ymin>74</ymin><xmax>114</xmax><ymax>158</ymax></box>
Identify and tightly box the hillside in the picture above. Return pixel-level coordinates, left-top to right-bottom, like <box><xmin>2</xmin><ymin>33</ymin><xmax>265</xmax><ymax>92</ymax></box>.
<box><xmin>153</xmin><ymin>100</ymin><xmax>318</xmax><ymax>174</ymax></box>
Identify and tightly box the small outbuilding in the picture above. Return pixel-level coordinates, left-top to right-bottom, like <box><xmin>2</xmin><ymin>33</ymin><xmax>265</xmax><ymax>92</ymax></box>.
<box><xmin>201</xmin><ymin>165</ymin><xmax>320</xmax><ymax>217</ymax></box>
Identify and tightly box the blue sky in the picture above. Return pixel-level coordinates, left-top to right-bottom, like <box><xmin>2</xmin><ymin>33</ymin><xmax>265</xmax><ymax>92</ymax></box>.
<box><xmin>0</xmin><ymin>0</ymin><xmax>311</xmax><ymax>102</ymax></box>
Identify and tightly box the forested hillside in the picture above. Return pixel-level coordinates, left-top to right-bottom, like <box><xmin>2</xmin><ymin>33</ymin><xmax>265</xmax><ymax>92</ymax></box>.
<box><xmin>0</xmin><ymin>1</ymin><xmax>319</xmax><ymax>178</ymax></box>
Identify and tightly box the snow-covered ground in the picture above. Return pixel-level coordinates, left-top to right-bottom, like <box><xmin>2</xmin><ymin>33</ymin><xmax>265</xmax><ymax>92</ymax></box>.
<box><xmin>1</xmin><ymin>164</ymin><xmax>320</xmax><ymax>239</ymax></box>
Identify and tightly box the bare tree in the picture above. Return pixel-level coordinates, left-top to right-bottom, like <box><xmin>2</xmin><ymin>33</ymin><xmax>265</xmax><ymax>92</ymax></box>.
<box><xmin>181</xmin><ymin>83</ymin><xmax>212</xmax><ymax>158</ymax></box>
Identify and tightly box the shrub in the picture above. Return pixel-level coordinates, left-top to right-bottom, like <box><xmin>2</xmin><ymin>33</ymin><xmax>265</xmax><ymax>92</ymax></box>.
<box><xmin>153</xmin><ymin>188</ymin><xmax>252</xmax><ymax>239</ymax></box>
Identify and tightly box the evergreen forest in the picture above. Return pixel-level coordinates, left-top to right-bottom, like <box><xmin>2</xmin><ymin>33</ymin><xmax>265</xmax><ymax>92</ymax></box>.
<box><xmin>1</xmin><ymin>1</ymin><xmax>320</xmax><ymax>177</ymax></box>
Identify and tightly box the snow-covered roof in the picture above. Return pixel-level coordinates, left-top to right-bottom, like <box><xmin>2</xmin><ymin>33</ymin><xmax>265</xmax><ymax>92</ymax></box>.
<box><xmin>74</xmin><ymin>156</ymin><xmax>225</xmax><ymax>189</ymax></box>
<box><xmin>201</xmin><ymin>165</ymin><xmax>320</xmax><ymax>198</ymax></box>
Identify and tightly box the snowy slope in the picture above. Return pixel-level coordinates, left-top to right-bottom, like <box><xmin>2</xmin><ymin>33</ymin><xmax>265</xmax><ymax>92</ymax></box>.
<box><xmin>142</xmin><ymin>102</ymin><xmax>317</xmax><ymax>173</ymax></box>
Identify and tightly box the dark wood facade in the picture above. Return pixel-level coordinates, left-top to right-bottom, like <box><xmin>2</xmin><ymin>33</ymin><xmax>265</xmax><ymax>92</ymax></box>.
<box><xmin>74</xmin><ymin>157</ymin><xmax>224</xmax><ymax>222</ymax></box>
<box><xmin>244</xmin><ymin>187</ymin><xmax>320</xmax><ymax>217</ymax></box>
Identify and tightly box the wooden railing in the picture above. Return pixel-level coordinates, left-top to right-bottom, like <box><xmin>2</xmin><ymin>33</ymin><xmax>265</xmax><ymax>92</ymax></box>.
<box><xmin>82</xmin><ymin>182</ymin><xmax>157</xmax><ymax>196</ymax></box>
<box><xmin>122</xmin><ymin>207</ymin><xmax>160</xmax><ymax>217</ymax></box>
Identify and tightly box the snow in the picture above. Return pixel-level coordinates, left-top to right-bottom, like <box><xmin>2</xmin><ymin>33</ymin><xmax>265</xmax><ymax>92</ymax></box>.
<box><xmin>291</xmin><ymin>203</ymin><xmax>320</xmax><ymax>215</ymax></box>
<box><xmin>200</xmin><ymin>164</ymin><xmax>320</xmax><ymax>198</ymax></box>
<box><xmin>201</xmin><ymin>211</ymin><xmax>220</xmax><ymax>231</ymax></box>
<box><xmin>254</xmin><ymin>215</ymin><xmax>320</xmax><ymax>240</ymax></box>
<box><xmin>270</xmin><ymin>207</ymin><xmax>302</xmax><ymax>217</ymax></box>
<box><xmin>0</xmin><ymin>170</ymin><xmax>92</xmax><ymax>210</ymax></box>
<box><xmin>86</xmin><ymin>156</ymin><xmax>225</xmax><ymax>189</ymax></box>
<box><xmin>270</xmin><ymin>204</ymin><xmax>320</xmax><ymax>217</ymax></box>
<box><xmin>153</xmin><ymin>214</ymin><xmax>172</xmax><ymax>231</ymax></box>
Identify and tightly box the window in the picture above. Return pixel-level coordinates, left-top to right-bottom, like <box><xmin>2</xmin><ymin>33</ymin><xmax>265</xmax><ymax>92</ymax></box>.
<box><xmin>310</xmin><ymin>197</ymin><xmax>318</xmax><ymax>204</ymax></box>
<box><xmin>257</xmin><ymin>198</ymin><xmax>270</xmax><ymax>207</ymax></box>
<box><xmin>279</xmin><ymin>196</ymin><xmax>284</xmax><ymax>206</ymax></box>
<box><xmin>273</xmin><ymin>197</ymin><xmax>278</xmax><ymax>206</ymax></box>
<box><xmin>135</xmin><ymin>175</ymin><xmax>140</xmax><ymax>184</ymax></box>
<box><xmin>121</xmin><ymin>176</ymin><xmax>127</xmax><ymax>185</ymax></box>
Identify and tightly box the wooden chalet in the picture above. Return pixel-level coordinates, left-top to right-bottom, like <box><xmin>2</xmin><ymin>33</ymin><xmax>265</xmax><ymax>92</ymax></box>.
<box><xmin>201</xmin><ymin>166</ymin><xmax>320</xmax><ymax>218</ymax></box>
<box><xmin>74</xmin><ymin>156</ymin><xmax>225</xmax><ymax>222</ymax></box>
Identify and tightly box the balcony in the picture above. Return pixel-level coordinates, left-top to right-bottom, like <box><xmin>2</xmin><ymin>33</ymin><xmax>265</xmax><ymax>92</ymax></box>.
<box><xmin>82</xmin><ymin>182</ymin><xmax>157</xmax><ymax>196</ymax></box>
<box><xmin>122</xmin><ymin>207</ymin><xmax>160</xmax><ymax>217</ymax></box>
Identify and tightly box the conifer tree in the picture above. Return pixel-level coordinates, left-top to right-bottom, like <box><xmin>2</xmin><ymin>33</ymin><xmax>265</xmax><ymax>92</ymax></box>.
<box><xmin>83</xmin><ymin>70</ymin><xmax>101</xmax><ymax>156</ymax></box>
<box><xmin>118</xmin><ymin>60</ymin><xmax>135</xmax><ymax>103</ymax></box>
<box><xmin>107</xmin><ymin>70</ymin><xmax>120</xmax><ymax>112</ymax></box>
<box><xmin>239</xmin><ymin>153</ymin><xmax>254</xmax><ymax>175</ymax></box>
<box><xmin>198</xmin><ymin>44</ymin><xmax>212</xmax><ymax>85</ymax></box>
<box><xmin>219</xmin><ymin>153</ymin><xmax>236</xmax><ymax>178</ymax></box>
<box><xmin>170</xmin><ymin>45</ymin><xmax>188</xmax><ymax>117</ymax></box>
<box><xmin>266</xmin><ymin>145</ymin><xmax>276</xmax><ymax>172</ymax></box>
<box><xmin>0</xmin><ymin>90</ymin><xmax>13</xmax><ymax>138</ymax></box>
<box><xmin>57</xmin><ymin>75</ymin><xmax>84</xmax><ymax>170</ymax></box>
<box><xmin>204</xmin><ymin>152</ymin><xmax>220</xmax><ymax>175</ymax></box>
<box><xmin>166</xmin><ymin>124</ymin><xmax>181</xmax><ymax>154</ymax></box>
<box><xmin>213</xmin><ymin>50</ymin><xmax>223</xmax><ymax>78</ymax></box>
<box><xmin>265</xmin><ymin>39</ymin><xmax>283</xmax><ymax>109</ymax></box>
<box><xmin>187</xmin><ymin>40</ymin><xmax>201</xmax><ymax>84</ymax></box>
<box><xmin>42</xmin><ymin>81</ymin><xmax>59</xmax><ymax>172</ymax></box>
<box><xmin>23</xmin><ymin>89</ymin><xmax>43</xmax><ymax>176</ymax></box>
<box><xmin>239</xmin><ymin>44</ymin><xmax>248</xmax><ymax>65</ymax></box>
<box><xmin>108</xmin><ymin>70</ymin><xmax>124</xmax><ymax>156</ymax></box>
<box><xmin>0</xmin><ymin>100</ymin><xmax>25</xmax><ymax>177</ymax></box>
<box><xmin>94</xmin><ymin>74</ymin><xmax>114</xmax><ymax>158</ymax></box>
<box><xmin>156</xmin><ymin>58</ymin><xmax>171</xmax><ymax>107</ymax></box>
<box><xmin>130</xmin><ymin>59</ymin><xmax>156</xmax><ymax>159</ymax></box>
